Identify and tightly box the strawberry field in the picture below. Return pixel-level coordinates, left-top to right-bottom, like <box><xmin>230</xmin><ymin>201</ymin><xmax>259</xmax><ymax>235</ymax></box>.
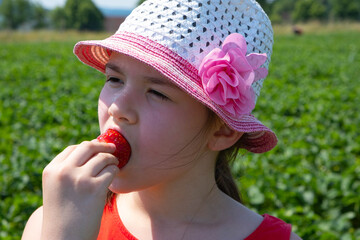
<box><xmin>1</xmin><ymin>30</ymin><xmax>360</xmax><ymax>239</ymax></box>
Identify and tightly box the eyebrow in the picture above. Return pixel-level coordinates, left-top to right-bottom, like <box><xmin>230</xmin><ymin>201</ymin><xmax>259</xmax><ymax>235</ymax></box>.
<box><xmin>144</xmin><ymin>76</ymin><xmax>178</xmax><ymax>89</ymax></box>
<box><xmin>105</xmin><ymin>62</ymin><xmax>179</xmax><ymax>89</ymax></box>
<box><xmin>105</xmin><ymin>63</ymin><xmax>124</xmax><ymax>74</ymax></box>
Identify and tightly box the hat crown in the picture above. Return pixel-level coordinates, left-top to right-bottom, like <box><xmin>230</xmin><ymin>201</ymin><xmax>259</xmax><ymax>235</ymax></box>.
<box><xmin>118</xmin><ymin>0</ymin><xmax>273</xmax><ymax>100</ymax></box>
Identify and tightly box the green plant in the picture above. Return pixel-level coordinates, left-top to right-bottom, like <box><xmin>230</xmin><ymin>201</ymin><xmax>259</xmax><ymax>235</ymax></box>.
<box><xmin>235</xmin><ymin>32</ymin><xmax>360</xmax><ymax>240</ymax></box>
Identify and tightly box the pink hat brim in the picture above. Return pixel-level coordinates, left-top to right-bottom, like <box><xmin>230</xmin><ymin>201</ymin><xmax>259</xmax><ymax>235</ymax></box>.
<box><xmin>73</xmin><ymin>32</ymin><xmax>277</xmax><ymax>153</ymax></box>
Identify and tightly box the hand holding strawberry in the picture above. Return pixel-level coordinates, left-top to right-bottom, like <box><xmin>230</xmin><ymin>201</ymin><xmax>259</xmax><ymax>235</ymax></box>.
<box><xmin>40</xmin><ymin>136</ymin><xmax>121</xmax><ymax>240</ymax></box>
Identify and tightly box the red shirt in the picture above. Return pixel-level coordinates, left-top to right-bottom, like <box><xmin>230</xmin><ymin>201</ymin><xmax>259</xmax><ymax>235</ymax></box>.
<box><xmin>97</xmin><ymin>197</ymin><xmax>292</xmax><ymax>240</ymax></box>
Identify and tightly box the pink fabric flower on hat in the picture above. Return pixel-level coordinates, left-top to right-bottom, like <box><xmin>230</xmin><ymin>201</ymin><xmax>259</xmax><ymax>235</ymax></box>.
<box><xmin>199</xmin><ymin>33</ymin><xmax>268</xmax><ymax>117</ymax></box>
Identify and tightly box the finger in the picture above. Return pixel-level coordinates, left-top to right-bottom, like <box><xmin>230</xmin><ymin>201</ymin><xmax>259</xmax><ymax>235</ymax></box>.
<box><xmin>95</xmin><ymin>164</ymin><xmax>119</xmax><ymax>189</ymax></box>
<box><xmin>65</xmin><ymin>141</ymin><xmax>116</xmax><ymax>167</ymax></box>
<box><xmin>85</xmin><ymin>152</ymin><xmax>119</xmax><ymax>177</ymax></box>
<box><xmin>50</xmin><ymin>145</ymin><xmax>77</xmax><ymax>165</ymax></box>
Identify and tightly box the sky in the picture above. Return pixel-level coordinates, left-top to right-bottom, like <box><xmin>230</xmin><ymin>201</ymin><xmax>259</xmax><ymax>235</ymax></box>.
<box><xmin>31</xmin><ymin>0</ymin><xmax>138</xmax><ymax>10</ymax></box>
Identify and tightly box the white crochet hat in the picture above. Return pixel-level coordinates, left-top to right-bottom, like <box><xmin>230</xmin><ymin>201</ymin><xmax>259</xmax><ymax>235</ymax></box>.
<box><xmin>74</xmin><ymin>0</ymin><xmax>277</xmax><ymax>153</ymax></box>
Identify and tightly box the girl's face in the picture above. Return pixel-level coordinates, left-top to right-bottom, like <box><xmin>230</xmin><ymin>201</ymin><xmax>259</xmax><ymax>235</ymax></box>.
<box><xmin>98</xmin><ymin>52</ymin><xmax>214</xmax><ymax>193</ymax></box>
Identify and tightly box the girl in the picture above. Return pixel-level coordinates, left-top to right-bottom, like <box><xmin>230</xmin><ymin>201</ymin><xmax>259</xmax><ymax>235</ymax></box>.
<box><xmin>22</xmin><ymin>0</ymin><xmax>302</xmax><ymax>239</ymax></box>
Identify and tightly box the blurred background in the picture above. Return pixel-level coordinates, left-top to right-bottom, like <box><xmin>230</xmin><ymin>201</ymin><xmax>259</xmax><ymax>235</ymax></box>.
<box><xmin>0</xmin><ymin>0</ymin><xmax>359</xmax><ymax>32</ymax></box>
<box><xmin>0</xmin><ymin>0</ymin><xmax>359</xmax><ymax>239</ymax></box>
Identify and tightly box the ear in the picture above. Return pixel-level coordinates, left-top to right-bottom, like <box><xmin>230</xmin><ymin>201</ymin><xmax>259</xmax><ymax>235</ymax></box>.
<box><xmin>207</xmin><ymin>124</ymin><xmax>244</xmax><ymax>151</ymax></box>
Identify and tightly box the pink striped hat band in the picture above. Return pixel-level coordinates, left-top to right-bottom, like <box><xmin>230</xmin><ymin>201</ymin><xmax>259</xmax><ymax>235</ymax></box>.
<box><xmin>74</xmin><ymin>0</ymin><xmax>277</xmax><ymax>153</ymax></box>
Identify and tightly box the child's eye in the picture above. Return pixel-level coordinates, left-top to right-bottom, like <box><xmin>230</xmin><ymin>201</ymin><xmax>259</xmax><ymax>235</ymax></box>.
<box><xmin>106</xmin><ymin>77</ymin><xmax>123</xmax><ymax>85</ymax></box>
<box><xmin>149</xmin><ymin>89</ymin><xmax>169</xmax><ymax>101</ymax></box>
<box><xmin>107</xmin><ymin>77</ymin><xmax>122</xmax><ymax>83</ymax></box>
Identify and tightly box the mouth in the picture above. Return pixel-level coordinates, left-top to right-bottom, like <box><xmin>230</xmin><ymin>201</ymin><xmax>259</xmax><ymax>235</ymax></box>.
<box><xmin>97</xmin><ymin>129</ymin><xmax>132</xmax><ymax>168</ymax></box>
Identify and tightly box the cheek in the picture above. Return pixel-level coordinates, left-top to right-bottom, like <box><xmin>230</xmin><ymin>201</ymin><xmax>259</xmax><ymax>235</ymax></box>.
<box><xmin>98</xmin><ymin>87</ymin><xmax>111</xmax><ymax>133</ymax></box>
<box><xmin>136</xmin><ymin>112</ymin><xmax>170</xmax><ymax>149</ymax></box>
<box><xmin>136</xmin><ymin>107</ymin><xmax>208</xmax><ymax>158</ymax></box>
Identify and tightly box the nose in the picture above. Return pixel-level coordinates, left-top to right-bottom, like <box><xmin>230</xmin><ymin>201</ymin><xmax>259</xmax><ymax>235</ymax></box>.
<box><xmin>108</xmin><ymin>89</ymin><xmax>138</xmax><ymax>125</ymax></box>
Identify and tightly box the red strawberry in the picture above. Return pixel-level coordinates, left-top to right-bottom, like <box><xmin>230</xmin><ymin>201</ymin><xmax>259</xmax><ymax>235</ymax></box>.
<box><xmin>97</xmin><ymin>129</ymin><xmax>131</xmax><ymax>169</ymax></box>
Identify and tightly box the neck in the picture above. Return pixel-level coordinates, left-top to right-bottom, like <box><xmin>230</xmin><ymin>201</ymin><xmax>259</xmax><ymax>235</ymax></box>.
<box><xmin>116</xmin><ymin>149</ymin><xmax>225</xmax><ymax>223</ymax></box>
<box><xmin>119</xmin><ymin>170</ymin><xmax>218</xmax><ymax>223</ymax></box>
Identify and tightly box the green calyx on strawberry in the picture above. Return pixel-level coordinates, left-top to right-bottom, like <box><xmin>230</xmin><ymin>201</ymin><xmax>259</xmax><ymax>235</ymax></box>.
<box><xmin>97</xmin><ymin>129</ymin><xmax>131</xmax><ymax>169</ymax></box>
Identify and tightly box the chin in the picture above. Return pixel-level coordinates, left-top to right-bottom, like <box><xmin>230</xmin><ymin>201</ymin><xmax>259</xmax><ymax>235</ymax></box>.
<box><xmin>108</xmin><ymin>176</ymin><xmax>134</xmax><ymax>194</ymax></box>
<box><xmin>108</xmin><ymin>173</ymin><xmax>151</xmax><ymax>194</ymax></box>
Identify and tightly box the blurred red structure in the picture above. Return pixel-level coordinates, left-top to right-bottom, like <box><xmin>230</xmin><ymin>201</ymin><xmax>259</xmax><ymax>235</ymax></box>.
<box><xmin>104</xmin><ymin>16</ymin><xmax>127</xmax><ymax>32</ymax></box>
<box><xmin>292</xmin><ymin>26</ymin><xmax>303</xmax><ymax>35</ymax></box>
<box><xmin>101</xmin><ymin>9</ymin><xmax>132</xmax><ymax>32</ymax></box>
